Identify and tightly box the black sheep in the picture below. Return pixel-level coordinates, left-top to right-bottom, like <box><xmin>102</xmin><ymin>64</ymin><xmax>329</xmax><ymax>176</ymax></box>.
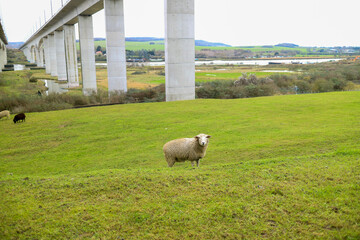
<box><xmin>13</xmin><ymin>113</ymin><xmax>26</xmax><ymax>124</ymax></box>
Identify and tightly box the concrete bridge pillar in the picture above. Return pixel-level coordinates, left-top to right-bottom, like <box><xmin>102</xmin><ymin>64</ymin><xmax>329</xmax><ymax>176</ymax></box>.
<box><xmin>34</xmin><ymin>48</ymin><xmax>38</xmax><ymax>65</ymax></box>
<box><xmin>37</xmin><ymin>46</ymin><xmax>44</xmax><ymax>67</ymax></box>
<box><xmin>165</xmin><ymin>0</ymin><xmax>195</xmax><ymax>101</ymax></box>
<box><xmin>0</xmin><ymin>43</ymin><xmax>5</xmax><ymax>71</ymax></box>
<box><xmin>55</xmin><ymin>30</ymin><xmax>68</xmax><ymax>81</ymax></box>
<box><xmin>78</xmin><ymin>15</ymin><xmax>97</xmax><ymax>95</ymax></box>
<box><xmin>23</xmin><ymin>48</ymin><xmax>31</xmax><ymax>63</ymax></box>
<box><xmin>49</xmin><ymin>34</ymin><xmax>58</xmax><ymax>76</ymax></box>
<box><xmin>0</xmin><ymin>46</ymin><xmax>2</xmax><ymax>72</ymax></box>
<box><xmin>4</xmin><ymin>46</ymin><xmax>7</xmax><ymax>66</ymax></box>
<box><xmin>30</xmin><ymin>47</ymin><xmax>35</xmax><ymax>63</ymax></box>
<box><xmin>43</xmin><ymin>37</ymin><xmax>51</xmax><ymax>74</ymax></box>
<box><xmin>104</xmin><ymin>0</ymin><xmax>127</xmax><ymax>93</ymax></box>
<box><xmin>3</xmin><ymin>45</ymin><xmax>7</xmax><ymax>67</ymax></box>
<box><xmin>64</xmin><ymin>25</ymin><xmax>79</xmax><ymax>87</ymax></box>
<box><xmin>34</xmin><ymin>47</ymin><xmax>37</xmax><ymax>64</ymax></box>
<box><xmin>0</xmin><ymin>49</ymin><xmax>2</xmax><ymax>72</ymax></box>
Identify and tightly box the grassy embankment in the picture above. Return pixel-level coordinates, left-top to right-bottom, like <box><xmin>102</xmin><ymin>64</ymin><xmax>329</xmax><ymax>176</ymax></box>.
<box><xmin>0</xmin><ymin>91</ymin><xmax>359</xmax><ymax>239</ymax></box>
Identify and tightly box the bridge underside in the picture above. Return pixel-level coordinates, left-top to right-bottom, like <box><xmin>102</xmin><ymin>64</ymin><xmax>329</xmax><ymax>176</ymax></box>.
<box><xmin>20</xmin><ymin>0</ymin><xmax>195</xmax><ymax>101</ymax></box>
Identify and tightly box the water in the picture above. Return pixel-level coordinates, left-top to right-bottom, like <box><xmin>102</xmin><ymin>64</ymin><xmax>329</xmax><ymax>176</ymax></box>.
<box><xmin>96</xmin><ymin>58</ymin><xmax>341</xmax><ymax>67</ymax></box>
<box><xmin>44</xmin><ymin>80</ymin><xmax>68</xmax><ymax>95</ymax></box>
<box><xmin>14</xmin><ymin>64</ymin><xmax>30</xmax><ymax>71</ymax></box>
<box><xmin>193</xmin><ymin>58</ymin><xmax>341</xmax><ymax>66</ymax></box>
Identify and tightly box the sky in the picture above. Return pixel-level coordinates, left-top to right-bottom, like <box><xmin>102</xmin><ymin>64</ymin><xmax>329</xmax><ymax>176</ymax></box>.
<box><xmin>0</xmin><ymin>0</ymin><xmax>359</xmax><ymax>47</ymax></box>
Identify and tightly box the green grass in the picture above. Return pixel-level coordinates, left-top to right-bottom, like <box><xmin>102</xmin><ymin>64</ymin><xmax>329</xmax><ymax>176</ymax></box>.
<box><xmin>89</xmin><ymin>40</ymin><xmax>323</xmax><ymax>54</ymax></box>
<box><xmin>195</xmin><ymin>71</ymin><xmax>294</xmax><ymax>82</ymax></box>
<box><xmin>0</xmin><ymin>70</ymin><xmax>49</xmax><ymax>96</ymax></box>
<box><xmin>1</xmin><ymin>92</ymin><xmax>360</xmax><ymax>239</ymax></box>
<box><xmin>90</xmin><ymin>40</ymin><xmax>166</xmax><ymax>51</ymax></box>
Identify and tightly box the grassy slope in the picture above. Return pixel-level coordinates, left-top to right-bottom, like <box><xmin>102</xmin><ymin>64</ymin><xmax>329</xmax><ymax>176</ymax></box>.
<box><xmin>1</xmin><ymin>92</ymin><xmax>360</xmax><ymax>239</ymax></box>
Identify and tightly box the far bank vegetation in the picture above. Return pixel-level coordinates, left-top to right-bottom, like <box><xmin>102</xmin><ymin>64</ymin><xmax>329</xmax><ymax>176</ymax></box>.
<box><xmin>0</xmin><ymin>60</ymin><xmax>359</xmax><ymax>113</ymax></box>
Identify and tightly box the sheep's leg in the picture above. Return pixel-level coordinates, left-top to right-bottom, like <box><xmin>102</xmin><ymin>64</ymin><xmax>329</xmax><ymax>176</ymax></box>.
<box><xmin>196</xmin><ymin>160</ymin><xmax>200</xmax><ymax>167</ymax></box>
<box><xmin>166</xmin><ymin>157</ymin><xmax>175</xmax><ymax>167</ymax></box>
<box><xmin>168</xmin><ymin>160</ymin><xmax>175</xmax><ymax>167</ymax></box>
<box><xmin>191</xmin><ymin>161</ymin><xmax>195</xmax><ymax>167</ymax></box>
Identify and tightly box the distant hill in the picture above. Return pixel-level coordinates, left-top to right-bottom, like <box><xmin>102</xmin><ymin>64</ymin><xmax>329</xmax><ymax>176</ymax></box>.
<box><xmin>9</xmin><ymin>38</ymin><xmax>231</xmax><ymax>49</ymax></box>
<box><xmin>7</xmin><ymin>42</ymin><xmax>24</xmax><ymax>49</ymax></box>
<box><xmin>94</xmin><ymin>37</ymin><xmax>231</xmax><ymax>47</ymax></box>
<box><xmin>126</xmin><ymin>37</ymin><xmax>163</xmax><ymax>42</ymax></box>
<box><xmin>275</xmin><ymin>43</ymin><xmax>299</xmax><ymax>48</ymax></box>
<box><xmin>195</xmin><ymin>40</ymin><xmax>231</xmax><ymax>47</ymax></box>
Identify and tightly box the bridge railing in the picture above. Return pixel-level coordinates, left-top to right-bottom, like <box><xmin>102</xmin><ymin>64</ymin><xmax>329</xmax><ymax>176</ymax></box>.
<box><xmin>29</xmin><ymin>0</ymin><xmax>72</xmax><ymax>40</ymax></box>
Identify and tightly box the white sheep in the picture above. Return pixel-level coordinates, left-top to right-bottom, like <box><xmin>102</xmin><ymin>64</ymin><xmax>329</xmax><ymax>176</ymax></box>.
<box><xmin>163</xmin><ymin>133</ymin><xmax>211</xmax><ymax>167</ymax></box>
<box><xmin>0</xmin><ymin>110</ymin><xmax>10</xmax><ymax>120</ymax></box>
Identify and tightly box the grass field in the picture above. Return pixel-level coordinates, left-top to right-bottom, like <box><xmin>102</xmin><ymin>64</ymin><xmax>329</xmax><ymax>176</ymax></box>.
<box><xmin>1</xmin><ymin>91</ymin><xmax>359</xmax><ymax>239</ymax></box>
<box><xmin>98</xmin><ymin>65</ymin><xmax>294</xmax><ymax>88</ymax></box>
<box><xmin>89</xmin><ymin>40</ymin><xmax>319</xmax><ymax>53</ymax></box>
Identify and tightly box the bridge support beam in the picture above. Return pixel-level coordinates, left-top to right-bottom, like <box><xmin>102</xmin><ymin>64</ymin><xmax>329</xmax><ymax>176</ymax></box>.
<box><xmin>0</xmin><ymin>43</ymin><xmax>6</xmax><ymax>71</ymax></box>
<box><xmin>64</xmin><ymin>25</ymin><xmax>79</xmax><ymax>87</ymax></box>
<box><xmin>37</xmin><ymin>46</ymin><xmax>44</xmax><ymax>67</ymax></box>
<box><xmin>44</xmin><ymin>37</ymin><xmax>51</xmax><ymax>74</ymax></box>
<box><xmin>104</xmin><ymin>0</ymin><xmax>127</xmax><ymax>93</ymax></box>
<box><xmin>49</xmin><ymin>34</ymin><xmax>58</xmax><ymax>77</ymax></box>
<box><xmin>55</xmin><ymin>30</ymin><xmax>68</xmax><ymax>81</ymax></box>
<box><xmin>165</xmin><ymin>0</ymin><xmax>195</xmax><ymax>101</ymax></box>
<box><xmin>0</xmin><ymin>47</ymin><xmax>2</xmax><ymax>71</ymax></box>
<box><xmin>30</xmin><ymin>47</ymin><xmax>35</xmax><ymax>64</ymax></box>
<box><xmin>34</xmin><ymin>47</ymin><xmax>40</xmax><ymax>67</ymax></box>
<box><xmin>78</xmin><ymin>15</ymin><xmax>97</xmax><ymax>95</ymax></box>
<box><xmin>25</xmin><ymin>48</ymin><xmax>31</xmax><ymax>63</ymax></box>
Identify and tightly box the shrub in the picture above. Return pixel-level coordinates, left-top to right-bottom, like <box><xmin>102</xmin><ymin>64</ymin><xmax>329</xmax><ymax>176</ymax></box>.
<box><xmin>196</xmin><ymin>80</ymin><xmax>276</xmax><ymax>99</ymax></box>
<box><xmin>131</xmin><ymin>71</ymin><xmax>146</xmax><ymax>75</ymax></box>
<box><xmin>241</xmin><ymin>84</ymin><xmax>276</xmax><ymax>98</ymax></box>
<box><xmin>343</xmin><ymin>69</ymin><xmax>359</xmax><ymax>81</ymax></box>
<box><xmin>344</xmin><ymin>82</ymin><xmax>357</xmax><ymax>91</ymax></box>
<box><xmin>242</xmin><ymin>85</ymin><xmax>260</xmax><ymax>97</ymax></box>
<box><xmin>312</xmin><ymin>79</ymin><xmax>334</xmax><ymax>92</ymax></box>
<box><xmin>295</xmin><ymin>80</ymin><xmax>311</xmax><ymax>93</ymax></box>
<box><xmin>0</xmin><ymin>85</ymin><xmax>166</xmax><ymax>113</ymax></box>
<box><xmin>259</xmin><ymin>77</ymin><xmax>274</xmax><ymax>85</ymax></box>
<box><xmin>331</xmin><ymin>78</ymin><xmax>347</xmax><ymax>91</ymax></box>
<box><xmin>248</xmin><ymin>74</ymin><xmax>258</xmax><ymax>85</ymax></box>
<box><xmin>29</xmin><ymin>77</ymin><xmax>38</xmax><ymax>82</ymax></box>
<box><xmin>271</xmin><ymin>74</ymin><xmax>296</xmax><ymax>89</ymax></box>
<box><xmin>109</xmin><ymin>91</ymin><xmax>127</xmax><ymax>104</ymax></box>
<box><xmin>196</xmin><ymin>80</ymin><xmax>235</xmax><ymax>99</ymax></box>
<box><xmin>234</xmin><ymin>73</ymin><xmax>258</xmax><ymax>86</ymax></box>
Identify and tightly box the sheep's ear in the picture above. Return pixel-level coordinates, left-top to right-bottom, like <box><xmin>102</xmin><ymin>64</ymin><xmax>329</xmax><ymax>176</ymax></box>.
<box><xmin>206</xmin><ymin>135</ymin><xmax>211</xmax><ymax>138</ymax></box>
<box><xmin>195</xmin><ymin>135</ymin><xmax>200</xmax><ymax>139</ymax></box>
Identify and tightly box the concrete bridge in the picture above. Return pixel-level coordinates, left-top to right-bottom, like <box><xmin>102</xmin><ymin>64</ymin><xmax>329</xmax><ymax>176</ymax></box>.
<box><xmin>20</xmin><ymin>0</ymin><xmax>195</xmax><ymax>101</ymax></box>
<box><xmin>0</xmin><ymin>17</ymin><xmax>8</xmax><ymax>72</ymax></box>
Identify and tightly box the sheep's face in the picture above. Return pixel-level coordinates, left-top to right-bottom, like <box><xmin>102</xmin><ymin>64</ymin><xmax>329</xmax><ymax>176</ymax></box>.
<box><xmin>195</xmin><ymin>134</ymin><xmax>211</xmax><ymax>147</ymax></box>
